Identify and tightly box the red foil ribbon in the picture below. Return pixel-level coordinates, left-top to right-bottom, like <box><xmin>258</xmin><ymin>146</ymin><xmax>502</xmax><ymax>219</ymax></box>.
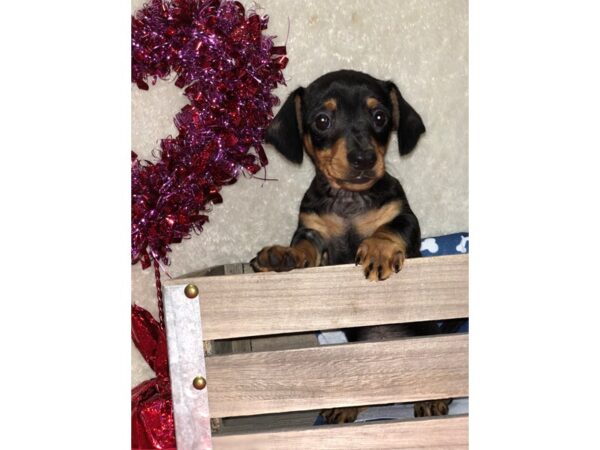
<box><xmin>131</xmin><ymin>305</ymin><xmax>175</xmax><ymax>449</ymax></box>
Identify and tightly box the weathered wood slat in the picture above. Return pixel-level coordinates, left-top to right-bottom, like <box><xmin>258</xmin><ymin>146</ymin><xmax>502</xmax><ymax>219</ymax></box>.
<box><xmin>213</xmin><ymin>415</ymin><xmax>468</xmax><ymax>450</ymax></box>
<box><xmin>205</xmin><ymin>334</ymin><xmax>468</xmax><ymax>418</ymax></box>
<box><xmin>167</xmin><ymin>254</ymin><xmax>468</xmax><ymax>340</ymax></box>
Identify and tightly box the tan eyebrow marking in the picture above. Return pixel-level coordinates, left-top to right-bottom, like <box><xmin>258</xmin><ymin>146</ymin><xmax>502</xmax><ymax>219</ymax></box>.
<box><xmin>366</xmin><ymin>97</ymin><xmax>380</xmax><ymax>108</ymax></box>
<box><xmin>323</xmin><ymin>98</ymin><xmax>337</xmax><ymax>111</ymax></box>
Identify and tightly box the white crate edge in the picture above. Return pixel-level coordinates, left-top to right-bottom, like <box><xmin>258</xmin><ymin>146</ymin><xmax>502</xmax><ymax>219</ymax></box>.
<box><xmin>164</xmin><ymin>284</ymin><xmax>212</xmax><ymax>449</ymax></box>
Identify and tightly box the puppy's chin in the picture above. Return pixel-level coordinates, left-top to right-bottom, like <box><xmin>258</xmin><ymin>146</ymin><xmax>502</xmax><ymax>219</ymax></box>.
<box><xmin>327</xmin><ymin>172</ymin><xmax>381</xmax><ymax>192</ymax></box>
<box><xmin>337</xmin><ymin>180</ymin><xmax>378</xmax><ymax>192</ymax></box>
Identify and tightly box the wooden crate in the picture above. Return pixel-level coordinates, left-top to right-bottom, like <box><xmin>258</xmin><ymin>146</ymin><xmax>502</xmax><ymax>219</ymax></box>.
<box><xmin>163</xmin><ymin>253</ymin><xmax>468</xmax><ymax>449</ymax></box>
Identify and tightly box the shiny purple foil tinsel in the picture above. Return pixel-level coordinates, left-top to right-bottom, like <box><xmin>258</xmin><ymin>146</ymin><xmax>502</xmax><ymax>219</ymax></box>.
<box><xmin>131</xmin><ymin>0</ymin><xmax>287</xmax><ymax>270</ymax></box>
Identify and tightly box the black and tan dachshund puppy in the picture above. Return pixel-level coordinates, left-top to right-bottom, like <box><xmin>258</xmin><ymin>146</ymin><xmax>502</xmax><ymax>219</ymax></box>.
<box><xmin>251</xmin><ymin>70</ymin><xmax>451</xmax><ymax>422</ymax></box>
<box><xmin>251</xmin><ymin>69</ymin><xmax>423</xmax><ymax>280</ymax></box>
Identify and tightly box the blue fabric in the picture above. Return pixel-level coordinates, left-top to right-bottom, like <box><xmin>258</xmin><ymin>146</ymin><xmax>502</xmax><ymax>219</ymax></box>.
<box><xmin>313</xmin><ymin>414</ymin><xmax>327</xmax><ymax>426</ymax></box>
<box><xmin>420</xmin><ymin>232</ymin><xmax>469</xmax><ymax>257</ymax></box>
<box><xmin>457</xmin><ymin>320</ymin><xmax>468</xmax><ymax>332</ymax></box>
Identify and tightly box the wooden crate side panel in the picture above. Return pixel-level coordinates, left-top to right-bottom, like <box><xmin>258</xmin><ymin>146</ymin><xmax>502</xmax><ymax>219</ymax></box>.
<box><xmin>212</xmin><ymin>415</ymin><xmax>468</xmax><ymax>450</ymax></box>
<box><xmin>206</xmin><ymin>334</ymin><xmax>468</xmax><ymax>418</ymax></box>
<box><xmin>169</xmin><ymin>254</ymin><xmax>468</xmax><ymax>340</ymax></box>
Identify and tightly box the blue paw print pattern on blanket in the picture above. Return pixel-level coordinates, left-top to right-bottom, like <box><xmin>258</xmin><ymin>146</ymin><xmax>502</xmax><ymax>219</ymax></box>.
<box><xmin>420</xmin><ymin>232</ymin><xmax>469</xmax><ymax>257</ymax></box>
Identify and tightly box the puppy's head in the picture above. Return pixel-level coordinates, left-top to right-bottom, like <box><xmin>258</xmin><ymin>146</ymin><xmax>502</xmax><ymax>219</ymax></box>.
<box><xmin>266</xmin><ymin>70</ymin><xmax>425</xmax><ymax>191</ymax></box>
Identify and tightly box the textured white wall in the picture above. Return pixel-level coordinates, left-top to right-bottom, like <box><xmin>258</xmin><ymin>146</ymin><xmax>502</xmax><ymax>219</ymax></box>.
<box><xmin>131</xmin><ymin>0</ymin><xmax>468</xmax><ymax>385</ymax></box>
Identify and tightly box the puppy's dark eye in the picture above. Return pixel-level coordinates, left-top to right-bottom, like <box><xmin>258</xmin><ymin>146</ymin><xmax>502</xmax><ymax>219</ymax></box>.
<box><xmin>372</xmin><ymin>110</ymin><xmax>387</xmax><ymax>128</ymax></box>
<box><xmin>315</xmin><ymin>113</ymin><xmax>331</xmax><ymax>131</ymax></box>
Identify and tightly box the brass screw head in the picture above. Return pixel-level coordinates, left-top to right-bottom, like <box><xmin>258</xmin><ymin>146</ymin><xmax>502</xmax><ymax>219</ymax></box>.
<box><xmin>184</xmin><ymin>283</ymin><xmax>199</xmax><ymax>298</ymax></box>
<box><xmin>192</xmin><ymin>376</ymin><xmax>207</xmax><ymax>390</ymax></box>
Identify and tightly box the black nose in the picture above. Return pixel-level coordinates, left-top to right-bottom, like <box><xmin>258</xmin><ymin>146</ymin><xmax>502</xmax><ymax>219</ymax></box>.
<box><xmin>347</xmin><ymin>150</ymin><xmax>377</xmax><ymax>170</ymax></box>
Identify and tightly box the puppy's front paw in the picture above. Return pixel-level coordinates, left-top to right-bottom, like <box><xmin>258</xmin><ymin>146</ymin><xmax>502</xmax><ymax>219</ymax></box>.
<box><xmin>250</xmin><ymin>245</ymin><xmax>309</xmax><ymax>272</ymax></box>
<box><xmin>320</xmin><ymin>407</ymin><xmax>364</xmax><ymax>424</ymax></box>
<box><xmin>414</xmin><ymin>399</ymin><xmax>453</xmax><ymax>417</ymax></box>
<box><xmin>355</xmin><ymin>236</ymin><xmax>405</xmax><ymax>281</ymax></box>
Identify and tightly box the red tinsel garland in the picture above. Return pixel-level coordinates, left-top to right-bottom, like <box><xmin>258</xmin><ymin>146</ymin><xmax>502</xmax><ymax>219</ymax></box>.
<box><xmin>132</xmin><ymin>0</ymin><xmax>287</xmax><ymax>271</ymax></box>
<box><xmin>131</xmin><ymin>1</ymin><xmax>287</xmax><ymax>448</ymax></box>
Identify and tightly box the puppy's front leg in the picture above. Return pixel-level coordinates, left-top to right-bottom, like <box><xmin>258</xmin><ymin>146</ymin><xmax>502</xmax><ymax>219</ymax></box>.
<box><xmin>355</xmin><ymin>213</ymin><xmax>419</xmax><ymax>281</ymax></box>
<box><xmin>250</xmin><ymin>229</ymin><xmax>325</xmax><ymax>272</ymax></box>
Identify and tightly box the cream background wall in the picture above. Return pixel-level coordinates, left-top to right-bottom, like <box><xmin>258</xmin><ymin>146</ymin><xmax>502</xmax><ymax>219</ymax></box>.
<box><xmin>131</xmin><ymin>0</ymin><xmax>468</xmax><ymax>385</ymax></box>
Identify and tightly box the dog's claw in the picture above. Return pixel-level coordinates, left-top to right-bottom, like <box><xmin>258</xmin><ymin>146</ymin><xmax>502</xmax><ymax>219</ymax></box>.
<box><xmin>356</xmin><ymin>237</ymin><xmax>406</xmax><ymax>281</ymax></box>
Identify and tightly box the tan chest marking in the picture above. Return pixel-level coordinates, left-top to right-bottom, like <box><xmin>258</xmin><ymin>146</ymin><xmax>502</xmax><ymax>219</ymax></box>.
<box><xmin>300</xmin><ymin>212</ymin><xmax>346</xmax><ymax>240</ymax></box>
<box><xmin>353</xmin><ymin>200</ymin><xmax>403</xmax><ymax>238</ymax></box>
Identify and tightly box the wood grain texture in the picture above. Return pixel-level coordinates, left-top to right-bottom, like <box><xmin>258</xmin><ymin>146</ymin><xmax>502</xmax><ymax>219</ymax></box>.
<box><xmin>213</xmin><ymin>415</ymin><xmax>468</xmax><ymax>450</ymax></box>
<box><xmin>166</xmin><ymin>254</ymin><xmax>468</xmax><ymax>340</ymax></box>
<box><xmin>250</xmin><ymin>332</ymin><xmax>319</xmax><ymax>352</ymax></box>
<box><xmin>205</xmin><ymin>334</ymin><xmax>468</xmax><ymax>418</ymax></box>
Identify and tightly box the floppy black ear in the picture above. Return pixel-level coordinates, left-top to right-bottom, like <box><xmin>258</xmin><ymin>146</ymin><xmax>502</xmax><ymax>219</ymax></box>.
<box><xmin>265</xmin><ymin>87</ymin><xmax>305</xmax><ymax>164</ymax></box>
<box><xmin>387</xmin><ymin>82</ymin><xmax>426</xmax><ymax>155</ymax></box>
